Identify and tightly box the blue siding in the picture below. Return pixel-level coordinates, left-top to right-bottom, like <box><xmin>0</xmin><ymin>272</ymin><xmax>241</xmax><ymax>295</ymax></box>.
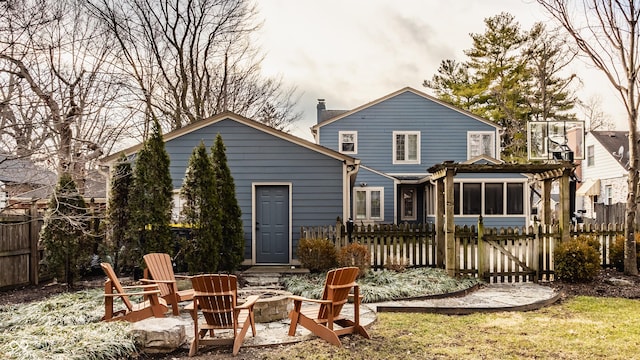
<box><xmin>318</xmin><ymin>91</ymin><xmax>498</xmax><ymax>172</ymax></box>
<box><xmin>352</xmin><ymin>168</ymin><xmax>395</xmax><ymax>224</ymax></box>
<box><xmin>163</xmin><ymin>118</ymin><xmax>346</xmax><ymax>262</ymax></box>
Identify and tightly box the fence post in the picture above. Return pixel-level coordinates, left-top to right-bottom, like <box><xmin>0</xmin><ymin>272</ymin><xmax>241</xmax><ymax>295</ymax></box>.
<box><xmin>29</xmin><ymin>201</ymin><xmax>39</xmax><ymax>285</ymax></box>
<box><xmin>477</xmin><ymin>216</ymin><xmax>489</xmax><ymax>282</ymax></box>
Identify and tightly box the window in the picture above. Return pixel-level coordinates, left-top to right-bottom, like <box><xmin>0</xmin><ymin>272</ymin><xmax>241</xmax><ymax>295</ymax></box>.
<box><xmin>462</xmin><ymin>183</ymin><xmax>481</xmax><ymax>215</ymax></box>
<box><xmin>506</xmin><ymin>183</ymin><xmax>524</xmax><ymax>214</ymax></box>
<box><xmin>400</xmin><ymin>187</ymin><xmax>417</xmax><ymax>221</ymax></box>
<box><xmin>604</xmin><ymin>185</ymin><xmax>613</xmax><ymax>205</ymax></box>
<box><xmin>587</xmin><ymin>145</ymin><xmax>595</xmax><ymax>166</ymax></box>
<box><xmin>339</xmin><ymin>131</ymin><xmax>357</xmax><ymax>154</ymax></box>
<box><xmin>452</xmin><ymin>181</ymin><xmax>525</xmax><ymax>216</ymax></box>
<box><xmin>393</xmin><ymin>131</ymin><xmax>420</xmax><ymax>164</ymax></box>
<box><xmin>484</xmin><ymin>183</ymin><xmax>503</xmax><ymax>215</ymax></box>
<box><xmin>468</xmin><ymin>132</ymin><xmax>495</xmax><ymax>159</ymax></box>
<box><xmin>453</xmin><ymin>183</ymin><xmax>460</xmax><ymax>215</ymax></box>
<box><xmin>354</xmin><ymin>187</ymin><xmax>384</xmax><ymax>221</ymax></box>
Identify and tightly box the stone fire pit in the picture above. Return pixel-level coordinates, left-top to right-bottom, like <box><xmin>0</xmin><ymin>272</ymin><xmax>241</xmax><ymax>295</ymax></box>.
<box><xmin>239</xmin><ymin>287</ymin><xmax>293</xmax><ymax>323</ymax></box>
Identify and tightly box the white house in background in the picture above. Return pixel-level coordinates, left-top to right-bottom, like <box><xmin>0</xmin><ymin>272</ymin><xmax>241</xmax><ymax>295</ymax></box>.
<box><xmin>578</xmin><ymin>131</ymin><xmax>629</xmax><ymax>219</ymax></box>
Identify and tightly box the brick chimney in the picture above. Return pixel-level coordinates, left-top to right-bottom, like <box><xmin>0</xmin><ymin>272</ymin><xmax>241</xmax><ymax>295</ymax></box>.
<box><xmin>316</xmin><ymin>99</ymin><xmax>326</xmax><ymax>124</ymax></box>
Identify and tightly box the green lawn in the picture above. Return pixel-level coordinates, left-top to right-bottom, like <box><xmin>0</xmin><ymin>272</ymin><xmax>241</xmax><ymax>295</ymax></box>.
<box><xmin>262</xmin><ymin>296</ymin><xmax>640</xmax><ymax>360</ymax></box>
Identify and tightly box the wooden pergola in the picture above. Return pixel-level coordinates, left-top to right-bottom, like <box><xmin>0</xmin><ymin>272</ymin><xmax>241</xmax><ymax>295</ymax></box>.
<box><xmin>427</xmin><ymin>161</ymin><xmax>576</xmax><ymax>271</ymax></box>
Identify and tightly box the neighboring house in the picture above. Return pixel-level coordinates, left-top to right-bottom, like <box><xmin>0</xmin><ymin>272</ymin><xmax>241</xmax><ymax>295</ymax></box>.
<box><xmin>101</xmin><ymin>112</ymin><xmax>359</xmax><ymax>266</ymax></box>
<box><xmin>312</xmin><ymin>87</ymin><xmax>531</xmax><ymax>228</ymax></box>
<box><xmin>0</xmin><ymin>154</ymin><xmax>57</xmax><ymax>212</ymax></box>
<box><xmin>578</xmin><ymin>131</ymin><xmax>629</xmax><ymax>219</ymax></box>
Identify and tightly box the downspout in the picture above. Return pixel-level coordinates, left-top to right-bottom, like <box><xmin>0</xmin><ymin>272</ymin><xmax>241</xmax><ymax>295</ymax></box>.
<box><xmin>344</xmin><ymin>160</ymin><xmax>360</xmax><ymax>222</ymax></box>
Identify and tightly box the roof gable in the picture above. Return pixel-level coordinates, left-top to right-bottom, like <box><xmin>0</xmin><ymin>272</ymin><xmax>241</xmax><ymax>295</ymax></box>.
<box><xmin>312</xmin><ymin>87</ymin><xmax>501</xmax><ymax>131</ymax></box>
<box><xmin>102</xmin><ymin>111</ymin><xmax>358</xmax><ymax>165</ymax></box>
<box><xmin>590</xmin><ymin>131</ymin><xmax>630</xmax><ymax>169</ymax></box>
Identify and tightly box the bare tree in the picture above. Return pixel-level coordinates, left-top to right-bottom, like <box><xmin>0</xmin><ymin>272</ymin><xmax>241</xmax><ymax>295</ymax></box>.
<box><xmin>537</xmin><ymin>0</ymin><xmax>639</xmax><ymax>275</ymax></box>
<box><xmin>0</xmin><ymin>0</ymin><xmax>131</xmax><ymax>189</ymax></box>
<box><xmin>578</xmin><ymin>96</ymin><xmax>614</xmax><ymax>132</ymax></box>
<box><xmin>87</xmin><ymin>0</ymin><xmax>301</xmax><ymax>133</ymax></box>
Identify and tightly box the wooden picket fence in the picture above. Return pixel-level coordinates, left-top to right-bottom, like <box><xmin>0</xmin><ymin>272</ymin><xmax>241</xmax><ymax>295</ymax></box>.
<box><xmin>300</xmin><ymin>220</ymin><xmax>625</xmax><ymax>284</ymax></box>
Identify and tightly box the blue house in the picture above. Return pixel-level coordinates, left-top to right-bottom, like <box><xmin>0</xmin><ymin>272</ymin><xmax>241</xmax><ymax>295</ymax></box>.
<box><xmin>102</xmin><ymin>112</ymin><xmax>359</xmax><ymax>266</ymax></box>
<box><xmin>312</xmin><ymin>87</ymin><xmax>531</xmax><ymax>228</ymax></box>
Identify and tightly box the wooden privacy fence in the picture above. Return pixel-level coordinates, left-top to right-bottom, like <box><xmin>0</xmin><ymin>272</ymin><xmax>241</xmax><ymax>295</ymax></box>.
<box><xmin>300</xmin><ymin>219</ymin><xmax>625</xmax><ymax>284</ymax></box>
<box><xmin>0</xmin><ymin>210</ymin><xmax>42</xmax><ymax>289</ymax></box>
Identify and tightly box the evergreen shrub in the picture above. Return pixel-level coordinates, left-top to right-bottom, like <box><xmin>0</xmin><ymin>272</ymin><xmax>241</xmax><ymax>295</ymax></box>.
<box><xmin>297</xmin><ymin>238</ymin><xmax>337</xmax><ymax>273</ymax></box>
<box><xmin>554</xmin><ymin>235</ymin><xmax>601</xmax><ymax>282</ymax></box>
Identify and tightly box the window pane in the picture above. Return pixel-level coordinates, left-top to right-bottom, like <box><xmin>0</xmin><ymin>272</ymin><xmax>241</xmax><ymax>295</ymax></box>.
<box><xmin>402</xmin><ymin>188</ymin><xmax>415</xmax><ymax>219</ymax></box>
<box><xmin>395</xmin><ymin>134</ymin><xmax>405</xmax><ymax>161</ymax></box>
<box><xmin>454</xmin><ymin>183</ymin><xmax>460</xmax><ymax>215</ymax></box>
<box><xmin>484</xmin><ymin>183</ymin><xmax>503</xmax><ymax>215</ymax></box>
<box><xmin>506</xmin><ymin>183</ymin><xmax>524</xmax><ymax>214</ymax></box>
<box><xmin>463</xmin><ymin>183</ymin><xmax>481</xmax><ymax>215</ymax></box>
<box><xmin>342</xmin><ymin>143</ymin><xmax>354</xmax><ymax>152</ymax></box>
<box><xmin>371</xmin><ymin>191</ymin><xmax>381</xmax><ymax>218</ymax></box>
<box><xmin>355</xmin><ymin>191</ymin><xmax>367</xmax><ymax>219</ymax></box>
<box><xmin>482</xmin><ymin>134</ymin><xmax>493</xmax><ymax>157</ymax></box>
<box><xmin>407</xmin><ymin>134</ymin><xmax>418</xmax><ymax>160</ymax></box>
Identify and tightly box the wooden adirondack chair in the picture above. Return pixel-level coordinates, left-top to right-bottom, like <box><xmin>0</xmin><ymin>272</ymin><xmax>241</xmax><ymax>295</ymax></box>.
<box><xmin>288</xmin><ymin>266</ymin><xmax>370</xmax><ymax>346</ymax></box>
<box><xmin>143</xmin><ymin>253</ymin><xmax>194</xmax><ymax>315</ymax></box>
<box><xmin>100</xmin><ymin>262</ymin><xmax>168</xmax><ymax>322</ymax></box>
<box><xmin>186</xmin><ymin>274</ymin><xmax>259</xmax><ymax>357</ymax></box>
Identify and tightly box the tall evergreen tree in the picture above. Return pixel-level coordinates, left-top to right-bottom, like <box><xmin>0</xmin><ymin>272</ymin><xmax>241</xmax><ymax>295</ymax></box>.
<box><xmin>212</xmin><ymin>134</ymin><xmax>244</xmax><ymax>272</ymax></box>
<box><xmin>181</xmin><ymin>141</ymin><xmax>222</xmax><ymax>273</ymax></box>
<box><xmin>106</xmin><ymin>153</ymin><xmax>133</xmax><ymax>274</ymax></box>
<box><xmin>424</xmin><ymin>12</ymin><xmax>577</xmax><ymax>161</ymax></box>
<box><xmin>40</xmin><ymin>173</ymin><xmax>90</xmax><ymax>287</ymax></box>
<box><xmin>129</xmin><ymin>118</ymin><xmax>174</xmax><ymax>259</ymax></box>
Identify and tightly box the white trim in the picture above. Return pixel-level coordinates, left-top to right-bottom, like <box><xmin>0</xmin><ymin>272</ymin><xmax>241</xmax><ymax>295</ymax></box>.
<box><xmin>467</xmin><ymin>131</ymin><xmax>496</xmax><ymax>159</ymax></box>
<box><xmin>251</xmin><ymin>182</ymin><xmax>293</xmax><ymax>265</ymax></box>
<box><xmin>392</xmin><ymin>131</ymin><xmax>421</xmax><ymax>164</ymax></box>
<box><xmin>339</xmin><ymin>131</ymin><xmax>358</xmax><ymax>154</ymax></box>
<box><xmin>353</xmin><ymin>186</ymin><xmax>384</xmax><ymax>222</ymax></box>
<box><xmin>450</xmin><ymin>179</ymin><xmax>528</xmax><ymax>218</ymax></box>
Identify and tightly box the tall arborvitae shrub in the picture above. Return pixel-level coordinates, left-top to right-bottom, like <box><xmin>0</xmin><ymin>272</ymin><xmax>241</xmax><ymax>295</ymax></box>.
<box><xmin>106</xmin><ymin>154</ymin><xmax>133</xmax><ymax>274</ymax></box>
<box><xmin>212</xmin><ymin>134</ymin><xmax>244</xmax><ymax>272</ymax></box>
<box><xmin>181</xmin><ymin>141</ymin><xmax>222</xmax><ymax>273</ymax></box>
<box><xmin>40</xmin><ymin>173</ymin><xmax>90</xmax><ymax>287</ymax></box>
<box><xmin>129</xmin><ymin>119</ymin><xmax>174</xmax><ymax>260</ymax></box>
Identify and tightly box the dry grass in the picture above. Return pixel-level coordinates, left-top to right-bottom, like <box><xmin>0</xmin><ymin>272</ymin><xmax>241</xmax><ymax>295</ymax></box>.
<box><xmin>0</xmin><ymin>289</ymin><xmax>137</xmax><ymax>360</ymax></box>
<box><xmin>260</xmin><ymin>296</ymin><xmax>640</xmax><ymax>360</ymax></box>
<box><xmin>283</xmin><ymin>267</ymin><xmax>481</xmax><ymax>303</ymax></box>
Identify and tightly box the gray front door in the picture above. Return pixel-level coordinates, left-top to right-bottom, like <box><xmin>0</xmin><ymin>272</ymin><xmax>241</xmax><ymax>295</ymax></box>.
<box><xmin>256</xmin><ymin>185</ymin><xmax>289</xmax><ymax>264</ymax></box>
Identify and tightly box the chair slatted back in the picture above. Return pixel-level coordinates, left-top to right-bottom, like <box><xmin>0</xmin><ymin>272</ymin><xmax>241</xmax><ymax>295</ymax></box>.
<box><xmin>100</xmin><ymin>263</ymin><xmax>134</xmax><ymax>311</ymax></box>
<box><xmin>318</xmin><ymin>267</ymin><xmax>359</xmax><ymax>320</ymax></box>
<box><xmin>143</xmin><ymin>253</ymin><xmax>175</xmax><ymax>296</ymax></box>
<box><xmin>191</xmin><ymin>274</ymin><xmax>238</xmax><ymax>329</ymax></box>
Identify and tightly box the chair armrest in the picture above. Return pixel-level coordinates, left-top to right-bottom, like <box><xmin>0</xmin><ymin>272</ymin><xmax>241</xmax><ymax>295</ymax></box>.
<box><xmin>122</xmin><ymin>284</ymin><xmax>162</xmax><ymax>290</ymax></box>
<box><xmin>289</xmin><ymin>295</ymin><xmax>332</xmax><ymax>305</ymax></box>
<box><xmin>237</xmin><ymin>295</ymin><xmax>260</xmax><ymax>309</ymax></box>
<box><xmin>174</xmin><ymin>274</ymin><xmax>191</xmax><ymax>280</ymax></box>
<box><xmin>140</xmin><ymin>278</ymin><xmax>176</xmax><ymax>284</ymax></box>
<box><xmin>104</xmin><ymin>289</ymin><xmax>161</xmax><ymax>297</ymax></box>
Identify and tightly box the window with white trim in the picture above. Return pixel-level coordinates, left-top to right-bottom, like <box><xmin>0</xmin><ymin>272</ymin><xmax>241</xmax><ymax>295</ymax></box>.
<box><xmin>604</xmin><ymin>185</ymin><xmax>613</xmax><ymax>205</ymax></box>
<box><xmin>339</xmin><ymin>131</ymin><xmax>357</xmax><ymax>154</ymax></box>
<box><xmin>354</xmin><ymin>187</ymin><xmax>384</xmax><ymax>221</ymax></box>
<box><xmin>393</xmin><ymin>131</ymin><xmax>420</xmax><ymax>164</ymax></box>
<box><xmin>587</xmin><ymin>145</ymin><xmax>595</xmax><ymax>166</ymax></box>
<box><xmin>467</xmin><ymin>131</ymin><xmax>495</xmax><ymax>159</ymax></box>
<box><xmin>400</xmin><ymin>187</ymin><xmax>417</xmax><ymax>221</ymax></box>
<box><xmin>454</xmin><ymin>181</ymin><xmax>525</xmax><ymax>216</ymax></box>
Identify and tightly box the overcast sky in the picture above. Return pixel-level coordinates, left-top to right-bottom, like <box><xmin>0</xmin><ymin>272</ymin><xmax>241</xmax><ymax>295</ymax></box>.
<box><xmin>255</xmin><ymin>0</ymin><xmax>625</xmax><ymax>141</ymax></box>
